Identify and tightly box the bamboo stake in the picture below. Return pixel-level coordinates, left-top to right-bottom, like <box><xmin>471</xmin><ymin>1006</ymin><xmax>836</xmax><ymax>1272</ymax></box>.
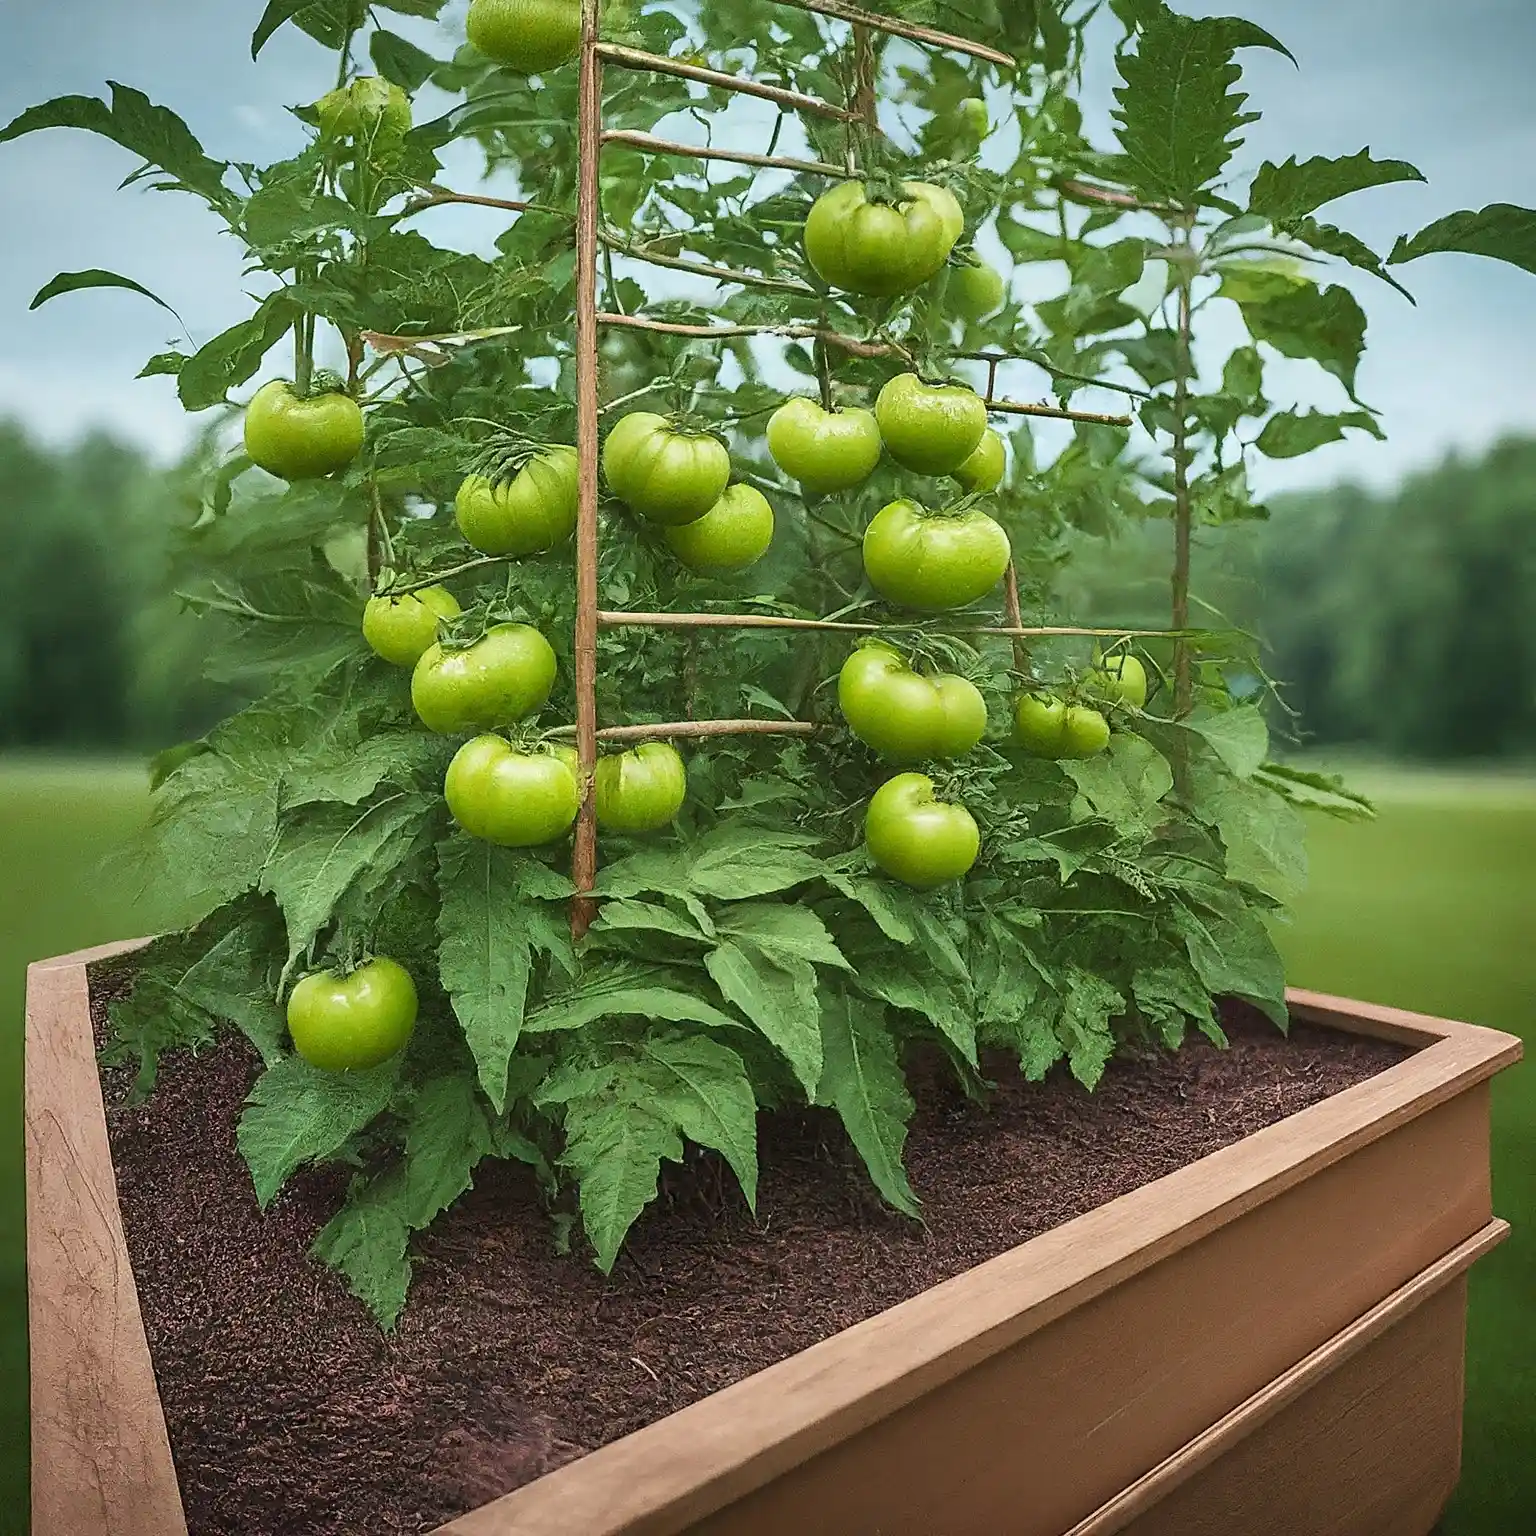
<box><xmin>988</xmin><ymin>396</ymin><xmax>1133</xmax><ymax>427</ymax></box>
<box><xmin>596</xmin><ymin>43</ymin><xmax>852</xmax><ymax>120</ymax></box>
<box><xmin>601</xmin><ymin>230</ymin><xmax>815</xmax><ymax>294</ymax></box>
<box><xmin>596</xmin><ymin>311</ymin><xmax>913</xmax><ymax>362</ymax></box>
<box><xmin>770</xmin><ymin>0</ymin><xmax>1016</xmax><ymax>69</ymax></box>
<box><xmin>601</xmin><ymin>129</ymin><xmax>850</xmax><ymax>180</ymax></box>
<box><xmin>549</xmin><ymin>719</ymin><xmax>821</xmax><ymax>745</ymax></box>
<box><xmin>599</xmin><ymin>610</ymin><xmax>1184</xmax><ymax>641</ymax></box>
<box><xmin>571</xmin><ymin>0</ymin><xmax>603</xmax><ymax>938</ymax></box>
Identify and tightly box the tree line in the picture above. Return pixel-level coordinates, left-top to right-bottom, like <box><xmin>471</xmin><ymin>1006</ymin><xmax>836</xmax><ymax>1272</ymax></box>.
<box><xmin>0</xmin><ymin>420</ymin><xmax>1531</xmax><ymax>762</ymax></box>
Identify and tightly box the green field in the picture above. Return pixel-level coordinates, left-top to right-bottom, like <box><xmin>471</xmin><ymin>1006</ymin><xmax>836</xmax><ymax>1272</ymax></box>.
<box><xmin>0</xmin><ymin>760</ymin><xmax>1530</xmax><ymax>1533</ymax></box>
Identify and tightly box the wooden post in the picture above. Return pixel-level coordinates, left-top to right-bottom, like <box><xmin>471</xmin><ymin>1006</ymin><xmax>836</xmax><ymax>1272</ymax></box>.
<box><xmin>570</xmin><ymin>0</ymin><xmax>603</xmax><ymax>939</ymax></box>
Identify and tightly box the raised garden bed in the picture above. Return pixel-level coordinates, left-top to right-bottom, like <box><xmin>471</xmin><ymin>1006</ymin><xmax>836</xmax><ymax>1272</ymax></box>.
<box><xmin>26</xmin><ymin>941</ymin><xmax>1519</xmax><ymax>1536</ymax></box>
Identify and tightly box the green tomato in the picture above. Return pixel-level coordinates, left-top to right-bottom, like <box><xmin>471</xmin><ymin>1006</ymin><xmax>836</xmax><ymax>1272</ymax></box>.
<box><xmin>765</xmin><ymin>398</ymin><xmax>883</xmax><ymax>496</ymax></box>
<box><xmin>865</xmin><ymin>772</ymin><xmax>980</xmax><ymax>889</ymax></box>
<box><xmin>863</xmin><ymin>499</ymin><xmax>1011</xmax><ymax>611</ymax></box>
<box><xmin>412</xmin><ymin>623</ymin><xmax>557</xmax><ymax>734</ymax></box>
<box><xmin>838</xmin><ymin>642</ymin><xmax>987</xmax><ymax>761</ymax></box>
<box><xmin>445</xmin><ymin>735</ymin><xmax>583</xmax><ymax>847</ymax></box>
<box><xmin>287</xmin><ymin>958</ymin><xmax>417</xmax><ymax>1072</ymax></box>
<box><xmin>455</xmin><ymin>447</ymin><xmax>579</xmax><ymax>556</ymax></box>
<box><xmin>949</xmin><ymin>262</ymin><xmax>1007</xmax><ymax>321</ymax></box>
<box><xmin>595</xmin><ymin>742</ymin><xmax>688</xmax><ymax>834</ymax></box>
<box><xmin>1014</xmin><ymin>695</ymin><xmax>1111</xmax><ymax>759</ymax></box>
<box><xmin>954</xmin><ymin>429</ymin><xmax>1007</xmax><ymax>494</ymax></box>
<box><xmin>362</xmin><ymin>585</ymin><xmax>461</xmax><ymax>668</ymax></box>
<box><xmin>465</xmin><ymin>0</ymin><xmax>581</xmax><ymax>73</ymax></box>
<box><xmin>664</xmin><ymin>484</ymin><xmax>775</xmax><ymax>572</ymax></box>
<box><xmin>243</xmin><ymin>380</ymin><xmax>364</xmax><ymax>481</ymax></box>
<box><xmin>602</xmin><ymin>411</ymin><xmax>731</xmax><ymax>526</ymax></box>
<box><xmin>1062</xmin><ymin>705</ymin><xmax>1112</xmax><ymax>758</ymax></box>
<box><xmin>1086</xmin><ymin>651</ymin><xmax>1149</xmax><ymax>709</ymax></box>
<box><xmin>953</xmin><ymin>96</ymin><xmax>989</xmax><ymax>153</ymax></box>
<box><xmin>875</xmin><ymin>373</ymin><xmax>988</xmax><ymax>476</ymax></box>
<box><xmin>315</xmin><ymin>76</ymin><xmax>411</xmax><ymax>144</ymax></box>
<box><xmin>804</xmin><ymin>179</ymin><xmax>964</xmax><ymax>297</ymax></box>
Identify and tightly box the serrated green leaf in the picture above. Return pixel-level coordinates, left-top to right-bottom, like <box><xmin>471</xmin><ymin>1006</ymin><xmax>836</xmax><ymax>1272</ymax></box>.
<box><xmin>138</xmin><ymin>350</ymin><xmax>189</xmax><ymax>378</ymax></box>
<box><xmin>311</xmin><ymin>1178</ymin><xmax>413</xmax><ymax>1328</ymax></box>
<box><xmin>1249</xmin><ymin>149</ymin><xmax>1424</xmax><ymax>226</ymax></box>
<box><xmin>261</xmin><ymin>794</ymin><xmax>433</xmax><ymax>980</ymax></box>
<box><xmin>399</xmin><ymin>1071</ymin><xmax>493</xmax><ymax>1228</ymax></box>
<box><xmin>706</xmin><ymin>941</ymin><xmax>822</xmax><ymax>1096</ymax></box>
<box><xmin>177</xmin><ymin>910</ymin><xmax>288</xmax><ymax>1065</ymax></box>
<box><xmin>1288</xmin><ymin>219</ymin><xmax>1414</xmax><ymax>301</ymax></box>
<box><xmin>853</xmin><ymin>957</ymin><xmax>976</xmax><ymax>1067</ymax></box>
<box><xmin>243</xmin><ymin>182</ymin><xmax>360</xmax><ymax>249</ymax></box>
<box><xmin>1254</xmin><ymin>762</ymin><xmax>1374</xmax><ymax>822</ymax></box>
<box><xmin>823</xmin><ymin>868</ymin><xmax>917</xmax><ymax>943</ymax></box>
<box><xmin>437</xmin><ymin>836</ymin><xmax>568</xmax><ymax>1112</ymax></box>
<box><xmin>1112</xmin><ymin>7</ymin><xmax>1290</xmax><ymax>204</ymax></box>
<box><xmin>1056</xmin><ymin>969</ymin><xmax>1123</xmax><ymax>1090</ymax></box>
<box><xmin>687</xmin><ymin>826</ymin><xmax>826</xmax><ymax>899</ymax></box>
<box><xmin>591</xmin><ymin>899</ymin><xmax>710</xmax><ymax>944</ymax></box>
<box><xmin>1192</xmin><ymin>771</ymin><xmax>1308</xmax><ymax>903</ymax></box>
<box><xmin>252</xmin><ymin>0</ymin><xmax>312</xmax><ymax>58</ymax></box>
<box><xmin>1388</xmin><ymin>203</ymin><xmax>1536</xmax><ymax>276</ymax></box>
<box><xmin>1186</xmin><ymin>705</ymin><xmax>1268</xmax><ymax>777</ymax></box>
<box><xmin>1237</xmin><ymin>282</ymin><xmax>1368</xmax><ymax>399</ymax></box>
<box><xmin>1133</xmin><ymin>959</ymin><xmax>1223</xmax><ymax>1048</ymax></box>
<box><xmin>641</xmin><ymin>1033</ymin><xmax>758</xmax><ymax>1209</ymax></box>
<box><xmin>1173</xmin><ymin>897</ymin><xmax>1287</xmax><ymax>1026</ymax></box>
<box><xmin>816</xmin><ymin>986</ymin><xmax>919</xmax><ymax>1218</ymax></box>
<box><xmin>524</xmin><ymin>967</ymin><xmax>742</xmax><ymax>1035</ymax></box>
<box><xmin>179</xmin><ymin>294</ymin><xmax>300</xmax><ymax>411</ymax></box>
<box><xmin>1063</xmin><ymin>733</ymin><xmax>1173</xmax><ymax>835</ymax></box>
<box><xmin>1255</xmin><ymin>408</ymin><xmax>1383</xmax><ymax>459</ymax></box>
<box><xmin>714</xmin><ymin>903</ymin><xmax>852</xmax><ymax>971</ymax></box>
<box><xmin>237</xmin><ymin>1052</ymin><xmax>402</xmax><ymax>1207</ymax></box>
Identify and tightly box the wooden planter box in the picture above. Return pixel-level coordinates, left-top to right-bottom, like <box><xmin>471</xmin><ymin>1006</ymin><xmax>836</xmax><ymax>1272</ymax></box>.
<box><xmin>26</xmin><ymin>941</ymin><xmax>1521</xmax><ymax>1536</ymax></box>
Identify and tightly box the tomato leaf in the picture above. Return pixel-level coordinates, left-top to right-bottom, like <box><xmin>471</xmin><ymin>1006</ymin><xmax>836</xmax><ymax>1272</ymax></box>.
<box><xmin>398</xmin><ymin>1070</ymin><xmax>494</xmax><ymax>1229</ymax></box>
<box><xmin>706</xmin><ymin>941</ymin><xmax>823</xmax><ymax>1096</ymax></box>
<box><xmin>310</xmin><ymin>1178</ymin><xmax>414</xmax><ymax>1329</ymax></box>
<box><xmin>178</xmin><ymin>294</ymin><xmax>301</xmax><ymax>411</ymax></box>
<box><xmin>524</xmin><ymin>968</ymin><xmax>743</xmax><ymax>1035</ymax></box>
<box><xmin>29</xmin><ymin>268</ymin><xmax>181</xmax><ymax>320</ymax></box>
<box><xmin>1254</xmin><ymin>407</ymin><xmax>1383</xmax><ymax>459</ymax></box>
<box><xmin>436</xmin><ymin>837</ymin><xmax>570</xmax><ymax>1112</ymax></box>
<box><xmin>176</xmin><ymin>908</ymin><xmax>289</xmax><ymax>1066</ymax></box>
<box><xmin>815</xmin><ymin>985</ymin><xmax>920</xmax><ymax>1219</ymax></box>
<box><xmin>1388</xmin><ymin>203</ymin><xmax>1536</xmax><ymax>276</ymax></box>
<box><xmin>370</xmin><ymin>29</ymin><xmax>441</xmax><ymax>91</ymax></box>
<box><xmin>1235</xmin><ymin>282</ymin><xmax>1369</xmax><ymax>402</ymax></box>
<box><xmin>1248</xmin><ymin>149</ymin><xmax>1424</xmax><ymax>226</ymax></box>
<box><xmin>237</xmin><ymin>1052</ymin><xmax>402</xmax><ymax>1208</ymax></box>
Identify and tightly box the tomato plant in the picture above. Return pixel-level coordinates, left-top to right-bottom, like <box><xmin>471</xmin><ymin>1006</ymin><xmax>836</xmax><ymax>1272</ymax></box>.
<box><xmin>28</xmin><ymin>0</ymin><xmax>1522</xmax><ymax>1317</ymax></box>
<box><xmin>287</xmin><ymin>959</ymin><xmax>418</xmax><ymax>1072</ymax></box>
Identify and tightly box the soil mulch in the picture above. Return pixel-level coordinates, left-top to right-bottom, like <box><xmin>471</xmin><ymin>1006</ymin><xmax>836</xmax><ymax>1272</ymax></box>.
<box><xmin>88</xmin><ymin>965</ymin><xmax>1408</xmax><ymax>1536</ymax></box>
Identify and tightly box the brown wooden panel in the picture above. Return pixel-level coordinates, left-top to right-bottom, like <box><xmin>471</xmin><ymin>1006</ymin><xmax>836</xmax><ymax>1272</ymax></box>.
<box><xmin>675</xmin><ymin>1089</ymin><xmax>1492</xmax><ymax>1536</ymax></box>
<box><xmin>25</xmin><ymin>960</ymin><xmax>188</xmax><ymax>1536</ymax></box>
<box><xmin>1112</xmin><ymin>1281</ymin><xmax>1469</xmax><ymax>1536</ymax></box>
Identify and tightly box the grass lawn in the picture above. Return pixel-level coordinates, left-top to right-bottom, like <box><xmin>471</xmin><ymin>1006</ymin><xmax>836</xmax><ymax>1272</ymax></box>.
<box><xmin>0</xmin><ymin>758</ymin><xmax>1530</xmax><ymax>1534</ymax></box>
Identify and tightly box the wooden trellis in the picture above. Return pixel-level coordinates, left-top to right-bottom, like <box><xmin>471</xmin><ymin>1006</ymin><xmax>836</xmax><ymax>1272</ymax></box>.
<box><xmin>566</xmin><ymin>0</ymin><xmax>1138</xmax><ymax>934</ymax></box>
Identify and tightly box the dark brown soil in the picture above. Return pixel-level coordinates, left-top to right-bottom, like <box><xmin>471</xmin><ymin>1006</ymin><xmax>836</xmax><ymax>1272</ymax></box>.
<box><xmin>90</xmin><ymin>965</ymin><xmax>1408</xmax><ymax>1536</ymax></box>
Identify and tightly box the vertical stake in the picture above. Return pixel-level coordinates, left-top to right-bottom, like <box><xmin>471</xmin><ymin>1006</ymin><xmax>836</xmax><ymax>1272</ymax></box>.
<box><xmin>571</xmin><ymin>0</ymin><xmax>604</xmax><ymax>939</ymax></box>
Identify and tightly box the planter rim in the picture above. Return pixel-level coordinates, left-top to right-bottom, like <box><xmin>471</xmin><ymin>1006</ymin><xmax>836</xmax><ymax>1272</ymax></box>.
<box><xmin>24</xmin><ymin>942</ymin><xmax>1523</xmax><ymax>1536</ymax></box>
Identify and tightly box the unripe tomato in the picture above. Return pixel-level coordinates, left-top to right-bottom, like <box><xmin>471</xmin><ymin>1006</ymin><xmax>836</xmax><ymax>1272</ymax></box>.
<box><xmin>838</xmin><ymin>642</ymin><xmax>987</xmax><ymax>761</ymax></box>
<box><xmin>243</xmin><ymin>380</ymin><xmax>364</xmax><ymax>481</ymax></box>
<box><xmin>287</xmin><ymin>958</ymin><xmax>417</xmax><ymax>1072</ymax></box>
<box><xmin>664</xmin><ymin>484</ymin><xmax>774</xmax><ymax>572</ymax></box>
<box><xmin>455</xmin><ymin>447</ymin><xmax>579</xmax><ymax>556</ymax></box>
<box><xmin>766</xmin><ymin>398</ymin><xmax>883</xmax><ymax>496</ymax></box>
<box><xmin>362</xmin><ymin>585</ymin><xmax>461</xmax><ymax>668</ymax></box>
<box><xmin>949</xmin><ymin>261</ymin><xmax>1007</xmax><ymax>321</ymax></box>
<box><xmin>953</xmin><ymin>97</ymin><xmax>989</xmax><ymax>154</ymax></box>
<box><xmin>1014</xmin><ymin>695</ymin><xmax>1111</xmax><ymax>759</ymax></box>
<box><xmin>875</xmin><ymin>373</ymin><xmax>988</xmax><ymax>476</ymax></box>
<box><xmin>595</xmin><ymin>742</ymin><xmax>688</xmax><ymax>834</ymax></box>
<box><xmin>445</xmin><ymin>735</ymin><xmax>583</xmax><ymax>846</ymax></box>
<box><xmin>412</xmin><ymin>623</ymin><xmax>557</xmax><ymax>734</ymax></box>
<box><xmin>315</xmin><ymin>76</ymin><xmax>411</xmax><ymax>144</ymax></box>
<box><xmin>954</xmin><ymin>429</ymin><xmax>1006</xmax><ymax>494</ymax></box>
<box><xmin>466</xmin><ymin>0</ymin><xmax>581</xmax><ymax>73</ymax></box>
<box><xmin>602</xmin><ymin>411</ymin><xmax>731</xmax><ymax>526</ymax></box>
<box><xmin>865</xmin><ymin>772</ymin><xmax>980</xmax><ymax>889</ymax></box>
<box><xmin>1086</xmin><ymin>651</ymin><xmax>1149</xmax><ymax>709</ymax></box>
<box><xmin>863</xmin><ymin>499</ymin><xmax>1011</xmax><ymax>611</ymax></box>
<box><xmin>804</xmin><ymin>179</ymin><xmax>964</xmax><ymax>296</ymax></box>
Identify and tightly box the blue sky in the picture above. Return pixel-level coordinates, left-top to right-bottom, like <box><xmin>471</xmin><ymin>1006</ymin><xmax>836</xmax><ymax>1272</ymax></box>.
<box><xmin>1</xmin><ymin>0</ymin><xmax>1533</xmax><ymax>495</ymax></box>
